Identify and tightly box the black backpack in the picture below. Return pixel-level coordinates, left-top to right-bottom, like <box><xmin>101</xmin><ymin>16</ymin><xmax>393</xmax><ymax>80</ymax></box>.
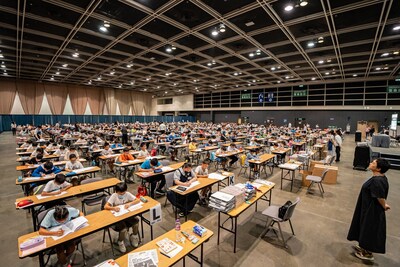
<box><xmin>278</xmin><ymin>200</ymin><xmax>292</xmax><ymax>219</ymax></box>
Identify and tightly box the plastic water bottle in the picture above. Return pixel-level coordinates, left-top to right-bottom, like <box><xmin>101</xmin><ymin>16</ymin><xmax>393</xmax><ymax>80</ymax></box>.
<box><xmin>175</xmin><ymin>219</ymin><xmax>181</xmax><ymax>242</ymax></box>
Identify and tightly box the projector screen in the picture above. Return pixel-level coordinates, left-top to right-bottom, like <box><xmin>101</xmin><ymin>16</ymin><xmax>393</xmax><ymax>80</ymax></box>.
<box><xmin>390</xmin><ymin>113</ymin><xmax>398</xmax><ymax>130</ymax></box>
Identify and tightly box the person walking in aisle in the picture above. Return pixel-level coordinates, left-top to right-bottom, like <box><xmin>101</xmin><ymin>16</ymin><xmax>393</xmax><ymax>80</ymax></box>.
<box><xmin>333</xmin><ymin>130</ymin><xmax>342</xmax><ymax>162</ymax></box>
<box><xmin>347</xmin><ymin>158</ymin><xmax>391</xmax><ymax>261</ymax></box>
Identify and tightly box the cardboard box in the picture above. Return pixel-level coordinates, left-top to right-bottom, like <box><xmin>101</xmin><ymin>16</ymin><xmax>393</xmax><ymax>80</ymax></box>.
<box><xmin>313</xmin><ymin>164</ymin><xmax>338</xmax><ymax>184</ymax></box>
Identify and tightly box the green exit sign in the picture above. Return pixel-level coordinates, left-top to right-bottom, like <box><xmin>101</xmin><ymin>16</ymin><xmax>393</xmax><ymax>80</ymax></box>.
<box><xmin>388</xmin><ymin>86</ymin><xmax>400</xmax><ymax>93</ymax></box>
<box><xmin>293</xmin><ymin>90</ymin><xmax>307</xmax><ymax>97</ymax></box>
<box><xmin>241</xmin><ymin>93</ymin><xmax>251</xmax><ymax>99</ymax></box>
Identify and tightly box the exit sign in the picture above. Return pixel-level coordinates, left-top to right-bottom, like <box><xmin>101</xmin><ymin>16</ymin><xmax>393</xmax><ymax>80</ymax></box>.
<box><xmin>241</xmin><ymin>93</ymin><xmax>251</xmax><ymax>99</ymax></box>
<box><xmin>293</xmin><ymin>90</ymin><xmax>307</xmax><ymax>97</ymax></box>
<box><xmin>388</xmin><ymin>86</ymin><xmax>400</xmax><ymax>93</ymax></box>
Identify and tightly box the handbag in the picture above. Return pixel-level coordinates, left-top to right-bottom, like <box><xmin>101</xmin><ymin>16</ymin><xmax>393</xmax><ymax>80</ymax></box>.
<box><xmin>278</xmin><ymin>200</ymin><xmax>292</xmax><ymax>219</ymax></box>
<box><xmin>136</xmin><ymin>185</ymin><xmax>148</xmax><ymax>198</ymax></box>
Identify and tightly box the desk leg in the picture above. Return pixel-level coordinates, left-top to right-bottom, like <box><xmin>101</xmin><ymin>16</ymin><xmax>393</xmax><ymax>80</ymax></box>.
<box><xmin>217</xmin><ymin>212</ymin><xmax>221</xmax><ymax>245</ymax></box>
<box><xmin>140</xmin><ymin>215</ymin><xmax>144</xmax><ymax>239</ymax></box>
<box><xmin>280</xmin><ymin>169</ymin><xmax>283</xmax><ymax>190</ymax></box>
<box><xmin>200</xmin><ymin>243</ymin><xmax>204</xmax><ymax>266</ymax></box>
<box><xmin>150</xmin><ymin>224</ymin><xmax>153</xmax><ymax>240</ymax></box>
<box><xmin>291</xmin><ymin>170</ymin><xmax>294</xmax><ymax>192</ymax></box>
<box><xmin>39</xmin><ymin>252</ymin><xmax>45</xmax><ymax>267</ymax></box>
<box><xmin>185</xmin><ymin>195</ymin><xmax>188</xmax><ymax>222</ymax></box>
<box><xmin>31</xmin><ymin>207</ymin><xmax>37</xmax><ymax>231</ymax></box>
<box><xmin>269</xmin><ymin>190</ymin><xmax>272</xmax><ymax>206</ymax></box>
<box><xmin>233</xmin><ymin>217</ymin><xmax>237</xmax><ymax>253</ymax></box>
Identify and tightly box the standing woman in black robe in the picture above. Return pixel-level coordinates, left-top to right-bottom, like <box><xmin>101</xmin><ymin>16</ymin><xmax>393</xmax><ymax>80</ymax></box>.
<box><xmin>347</xmin><ymin>158</ymin><xmax>391</xmax><ymax>261</ymax></box>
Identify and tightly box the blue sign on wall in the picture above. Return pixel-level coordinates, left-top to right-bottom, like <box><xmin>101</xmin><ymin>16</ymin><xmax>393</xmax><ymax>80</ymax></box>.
<box><xmin>258</xmin><ymin>93</ymin><xmax>264</xmax><ymax>103</ymax></box>
<box><xmin>267</xmin><ymin>92</ymin><xmax>274</xmax><ymax>102</ymax></box>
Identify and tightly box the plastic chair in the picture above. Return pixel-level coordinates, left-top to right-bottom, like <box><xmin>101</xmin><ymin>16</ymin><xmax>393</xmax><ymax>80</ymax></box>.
<box><xmin>164</xmin><ymin>172</ymin><xmax>176</xmax><ymax>208</ymax></box>
<box><xmin>80</xmin><ymin>178</ymin><xmax>110</xmax><ymax>215</ymax></box>
<box><xmin>306</xmin><ymin>168</ymin><xmax>329</xmax><ymax>197</ymax></box>
<box><xmin>261</xmin><ymin>197</ymin><xmax>300</xmax><ymax>247</ymax></box>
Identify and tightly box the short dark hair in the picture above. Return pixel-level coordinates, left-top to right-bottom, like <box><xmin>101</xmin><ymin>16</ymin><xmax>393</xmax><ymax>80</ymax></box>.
<box><xmin>123</xmin><ymin>147</ymin><xmax>129</xmax><ymax>152</ymax></box>
<box><xmin>53</xmin><ymin>206</ymin><xmax>69</xmax><ymax>221</ymax></box>
<box><xmin>115</xmin><ymin>182</ymin><xmax>128</xmax><ymax>193</ymax></box>
<box><xmin>69</xmin><ymin>146</ymin><xmax>76</xmax><ymax>150</ymax></box>
<box><xmin>54</xmin><ymin>174</ymin><xmax>66</xmax><ymax>184</ymax></box>
<box><xmin>183</xmin><ymin>162</ymin><xmax>192</xmax><ymax>169</ymax></box>
<box><xmin>69</xmin><ymin>154</ymin><xmax>77</xmax><ymax>160</ymax></box>
<box><xmin>150</xmin><ymin>158</ymin><xmax>158</xmax><ymax>166</ymax></box>
<box><xmin>60</xmin><ymin>146</ymin><xmax>65</xmax><ymax>150</ymax></box>
<box><xmin>104</xmin><ymin>142</ymin><xmax>109</xmax><ymax>147</ymax></box>
<box><xmin>36</xmin><ymin>153</ymin><xmax>44</xmax><ymax>160</ymax></box>
<box><xmin>376</xmin><ymin>158</ymin><xmax>390</xmax><ymax>174</ymax></box>
<box><xmin>202</xmin><ymin>159</ymin><xmax>211</xmax><ymax>165</ymax></box>
<box><xmin>43</xmin><ymin>161</ymin><xmax>53</xmax><ymax>170</ymax></box>
<box><xmin>140</xmin><ymin>143</ymin><xmax>146</xmax><ymax>148</ymax></box>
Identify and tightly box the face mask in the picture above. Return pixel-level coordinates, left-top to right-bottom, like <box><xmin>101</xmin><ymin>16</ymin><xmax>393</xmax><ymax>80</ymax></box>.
<box><xmin>118</xmin><ymin>194</ymin><xmax>125</xmax><ymax>200</ymax></box>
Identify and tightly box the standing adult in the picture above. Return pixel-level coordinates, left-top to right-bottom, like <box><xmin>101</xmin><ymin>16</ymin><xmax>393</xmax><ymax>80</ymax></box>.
<box><xmin>11</xmin><ymin>121</ymin><xmax>17</xmax><ymax>136</ymax></box>
<box><xmin>121</xmin><ymin>126</ymin><xmax>128</xmax><ymax>145</ymax></box>
<box><xmin>334</xmin><ymin>129</ymin><xmax>342</xmax><ymax>162</ymax></box>
<box><xmin>347</xmin><ymin>158</ymin><xmax>391</xmax><ymax>261</ymax></box>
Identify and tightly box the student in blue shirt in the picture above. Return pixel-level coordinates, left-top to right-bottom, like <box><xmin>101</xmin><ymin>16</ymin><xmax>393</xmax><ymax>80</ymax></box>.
<box><xmin>31</xmin><ymin>161</ymin><xmax>62</xmax><ymax>177</ymax></box>
<box><xmin>138</xmin><ymin>158</ymin><xmax>166</xmax><ymax>198</ymax></box>
<box><xmin>39</xmin><ymin>206</ymin><xmax>83</xmax><ymax>265</ymax></box>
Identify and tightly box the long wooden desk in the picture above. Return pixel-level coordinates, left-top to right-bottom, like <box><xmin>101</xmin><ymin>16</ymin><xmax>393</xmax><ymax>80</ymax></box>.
<box><xmin>18</xmin><ymin>196</ymin><xmax>159</xmax><ymax>267</ymax></box>
<box><xmin>115</xmin><ymin>220</ymin><xmax>213</xmax><ymax>267</ymax></box>
<box><xmin>16</xmin><ymin>159</ymin><xmax>87</xmax><ymax>173</ymax></box>
<box><xmin>217</xmin><ymin>182</ymin><xmax>275</xmax><ymax>253</ymax></box>
<box><xmin>248</xmin><ymin>153</ymin><xmax>276</xmax><ymax>178</ymax></box>
<box><xmin>16</xmin><ymin>177</ymin><xmax>120</xmax><ymax>230</ymax></box>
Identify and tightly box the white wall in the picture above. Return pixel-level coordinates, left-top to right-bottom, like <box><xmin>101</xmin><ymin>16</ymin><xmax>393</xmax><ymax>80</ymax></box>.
<box><xmin>152</xmin><ymin>94</ymin><xmax>194</xmax><ymax>115</ymax></box>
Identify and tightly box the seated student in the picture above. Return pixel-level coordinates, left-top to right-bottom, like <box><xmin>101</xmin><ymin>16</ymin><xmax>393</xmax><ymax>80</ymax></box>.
<box><xmin>169</xmin><ymin>162</ymin><xmax>199</xmax><ymax>217</ymax></box>
<box><xmin>26</xmin><ymin>153</ymin><xmax>44</xmax><ymax>165</ymax></box>
<box><xmin>28</xmin><ymin>142</ymin><xmax>38</xmax><ymax>152</ymax></box>
<box><xmin>31</xmin><ymin>147</ymin><xmax>49</xmax><ymax>158</ymax></box>
<box><xmin>41</xmin><ymin>174</ymin><xmax>72</xmax><ymax>196</ymax></box>
<box><xmin>246</xmin><ymin>149</ymin><xmax>260</xmax><ymax>177</ymax></box>
<box><xmin>215</xmin><ymin>146</ymin><xmax>228</xmax><ymax>170</ymax></box>
<box><xmin>188</xmin><ymin>139</ymin><xmax>197</xmax><ymax>151</ymax></box>
<box><xmin>54</xmin><ymin>146</ymin><xmax>67</xmax><ymax>161</ymax></box>
<box><xmin>137</xmin><ymin>143</ymin><xmax>150</xmax><ymax>159</ymax></box>
<box><xmin>65</xmin><ymin>154</ymin><xmax>84</xmax><ymax>185</ymax></box>
<box><xmin>138</xmin><ymin>158</ymin><xmax>166</xmax><ymax>198</ymax></box>
<box><xmin>65</xmin><ymin>146</ymin><xmax>80</xmax><ymax>160</ymax></box>
<box><xmin>39</xmin><ymin>206</ymin><xmax>83</xmax><ymax>265</ymax></box>
<box><xmin>227</xmin><ymin>143</ymin><xmax>239</xmax><ymax>168</ymax></box>
<box><xmin>116</xmin><ymin>147</ymin><xmax>136</xmax><ymax>182</ymax></box>
<box><xmin>194</xmin><ymin>159</ymin><xmax>211</xmax><ymax>205</ymax></box>
<box><xmin>104</xmin><ymin>182</ymin><xmax>140</xmax><ymax>252</ymax></box>
<box><xmin>101</xmin><ymin>142</ymin><xmax>115</xmax><ymax>174</ymax></box>
<box><xmin>32</xmin><ymin>161</ymin><xmax>62</xmax><ymax>177</ymax></box>
<box><xmin>21</xmin><ymin>139</ymin><xmax>33</xmax><ymax>149</ymax></box>
<box><xmin>111</xmin><ymin>142</ymin><xmax>124</xmax><ymax>149</ymax></box>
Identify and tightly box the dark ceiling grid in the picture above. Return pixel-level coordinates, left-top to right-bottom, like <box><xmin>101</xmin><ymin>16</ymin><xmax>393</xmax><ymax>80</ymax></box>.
<box><xmin>0</xmin><ymin>0</ymin><xmax>399</xmax><ymax>96</ymax></box>
<box><xmin>319</xmin><ymin>0</ymin><xmax>344</xmax><ymax>79</ymax></box>
<box><xmin>364</xmin><ymin>0</ymin><xmax>393</xmax><ymax>77</ymax></box>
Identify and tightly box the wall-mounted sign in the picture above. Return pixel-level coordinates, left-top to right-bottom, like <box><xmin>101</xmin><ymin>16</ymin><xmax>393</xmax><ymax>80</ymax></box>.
<box><xmin>267</xmin><ymin>92</ymin><xmax>274</xmax><ymax>102</ymax></box>
<box><xmin>293</xmin><ymin>90</ymin><xmax>307</xmax><ymax>97</ymax></box>
<box><xmin>387</xmin><ymin>86</ymin><xmax>400</xmax><ymax>93</ymax></box>
<box><xmin>241</xmin><ymin>93</ymin><xmax>251</xmax><ymax>99</ymax></box>
<box><xmin>258</xmin><ymin>93</ymin><xmax>264</xmax><ymax>103</ymax></box>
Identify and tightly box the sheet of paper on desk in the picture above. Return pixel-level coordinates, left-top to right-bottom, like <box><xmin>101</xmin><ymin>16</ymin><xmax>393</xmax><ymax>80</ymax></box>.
<box><xmin>128</xmin><ymin>160</ymin><xmax>141</xmax><ymax>164</ymax></box>
<box><xmin>253</xmin><ymin>179</ymin><xmax>274</xmax><ymax>187</ymax></box>
<box><xmin>188</xmin><ymin>180</ymin><xmax>200</xmax><ymax>188</ymax></box>
<box><xmin>24</xmin><ymin>177</ymin><xmax>41</xmax><ymax>181</ymax></box>
<box><xmin>128</xmin><ymin>203</ymin><xmax>143</xmax><ymax>212</ymax></box>
<box><xmin>208</xmin><ymin>173</ymin><xmax>226</xmax><ymax>180</ymax></box>
<box><xmin>112</xmin><ymin>205</ymin><xmax>130</xmax><ymax>217</ymax></box>
<box><xmin>36</xmin><ymin>191</ymin><xmax>67</xmax><ymax>200</ymax></box>
<box><xmin>161</xmin><ymin>166</ymin><xmax>173</xmax><ymax>172</ymax></box>
<box><xmin>128</xmin><ymin>249</ymin><xmax>158</xmax><ymax>267</ymax></box>
<box><xmin>94</xmin><ymin>259</ymin><xmax>120</xmax><ymax>267</ymax></box>
<box><xmin>279</xmin><ymin>163</ymin><xmax>300</xmax><ymax>170</ymax></box>
<box><xmin>234</xmin><ymin>183</ymin><xmax>245</xmax><ymax>189</ymax></box>
<box><xmin>73</xmin><ymin>167</ymin><xmax>95</xmax><ymax>174</ymax></box>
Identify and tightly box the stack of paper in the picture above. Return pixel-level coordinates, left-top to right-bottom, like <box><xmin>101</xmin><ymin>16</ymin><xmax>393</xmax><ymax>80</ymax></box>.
<box><xmin>209</xmin><ymin>191</ymin><xmax>236</xmax><ymax>212</ymax></box>
<box><xmin>221</xmin><ymin>185</ymin><xmax>245</xmax><ymax>206</ymax></box>
<box><xmin>208</xmin><ymin>172</ymin><xmax>225</xmax><ymax>180</ymax></box>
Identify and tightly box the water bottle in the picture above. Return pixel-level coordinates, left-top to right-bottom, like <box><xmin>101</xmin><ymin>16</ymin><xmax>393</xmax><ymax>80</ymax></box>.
<box><xmin>18</xmin><ymin>176</ymin><xmax>23</xmax><ymax>182</ymax></box>
<box><xmin>175</xmin><ymin>219</ymin><xmax>182</xmax><ymax>242</ymax></box>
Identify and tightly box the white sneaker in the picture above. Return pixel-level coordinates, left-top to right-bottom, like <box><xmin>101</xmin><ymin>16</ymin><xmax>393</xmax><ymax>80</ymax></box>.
<box><xmin>118</xmin><ymin>240</ymin><xmax>126</xmax><ymax>253</ymax></box>
<box><xmin>130</xmin><ymin>234</ymin><xmax>139</xmax><ymax>248</ymax></box>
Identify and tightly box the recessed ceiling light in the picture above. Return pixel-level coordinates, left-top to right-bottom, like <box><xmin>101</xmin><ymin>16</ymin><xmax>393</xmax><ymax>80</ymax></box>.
<box><xmin>233</xmin><ymin>72</ymin><xmax>238</xmax><ymax>76</ymax></box>
<box><xmin>211</xmin><ymin>29</ymin><xmax>219</xmax><ymax>36</ymax></box>
<box><xmin>88</xmin><ymin>80</ymin><xmax>92</xmax><ymax>84</ymax></box>
<box><xmin>150</xmin><ymin>57</ymin><xmax>155</xmax><ymax>60</ymax></box>
<box><xmin>325</xmin><ymin>72</ymin><xmax>330</xmax><ymax>75</ymax></box>
<box><xmin>130</xmin><ymin>81</ymin><xmax>135</xmax><ymax>85</ymax></box>
<box><xmin>50</xmin><ymin>76</ymin><xmax>54</xmax><ymax>81</ymax></box>
<box><xmin>62</xmin><ymin>64</ymin><xmax>68</xmax><ymax>67</ymax></box>
<box><xmin>72</xmin><ymin>52</ymin><xmax>79</xmax><ymax>58</ymax></box>
<box><xmin>103</xmin><ymin>21</ymin><xmax>110</xmax><ymax>28</ymax></box>
<box><xmin>3</xmin><ymin>72</ymin><xmax>8</xmax><ymax>75</ymax></box>
<box><xmin>97</xmin><ymin>76</ymin><xmax>101</xmax><ymax>80</ymax></box>
<box><xmin>249</xmin><ymin>53</ymin><xmax>254</xmax><ymax>57</ymax></box>
<box><xmin>317</xmin><ymin>36</ymin><xmax>324</xmax><ymax>43</ymax></box>
<box><xmin>166</xmin><ymin>47</ymin><xmax>172</xmax><ymax>53</ymax></box>
<box><xmin>157</xmin><ymin>86</ymin><xmax>161</xmax><ymax>89</ymax></box>
<box><xmin>171</xmin><ymin>46</ymin><xmax>176</xmax><ymax>50</ymax></box>
<box><xmin>245</xmin><ymin>21</ymin><xmax>255</xmax><ymax>27</ymax></box>
<box><xmin>277</xmin><ymin>81</ymin><xmax>281</xmax><ymax>83</ymax></box>
<box><xmin>300</xmin><ymin>0</ymin><xmax>308</xmax><ymax>7</ymax></box>
<box><xmin>110</xmin><ymin>70</ymin><xmax>115</xmax><ymax>75</ymax></box>
<box><xmin>256</xmin><ymin>49</ymin><xmax>261</xmax><ymax>55</ymax></box>
<box><xmin>126</xmin><ymin>64</ymin><xmax>133</xmax><ymax>68</ymax></box>
<box><xmin>318</xmin><ymin>60</ymin><xmax>324</xmax><ymax>64</ymax></box>
<box><xmin>285</xmin><ymin>76</ymin><xmax>290</xmax><ymax>79</ymax></box>
<box><xmin>219</xmin><ymin>24</ymin><xmax>226</xmax><ymax>33</ymax></box>
<box><xmin>381</xmin><ymin>53</ymin><xmax>389</xmax><ymax>57</ymax></box>
<box><xmin>0</xmin><ymin>54</ymin><xmax>4</xmax><ymax>58</ymax></box>
<box><xmin>327</xmin><ymin>59</ymin><xmax>332</xmax><ymax>63</ymax></box>
<box><xmin>99</xmin><ymin>26</ymin><xmax>107</xmax><ymax>32</ymax></box>
<box><xmin>207</xmin><ymin>62</ymin><xmax>212</xmax><ymax>66</ymax></box>
<box><xmin>178</xmin><ymin>89</ymin><xmax>182</xmax><ymax>92</ymax></box>
<box><xmin>165</xmin><ymin>91</ymin><xmax>168</xmax><ymax>94</ymax></box>
<box><xmin>271</xmin><ymin>67</ymin><xmax>276</xmax><ymax>71</ymax></box>
<box><xmin>393</xmin><ymin>51</ymin><xmax>399</xmax><ymax>55</ymax></box>
<box><xmin>353</xmin><ymin>74</ymin><xmax>358</xmax><ymax>77</ymax></box>
<box><xmin>55</xmin><ymin>71</ymin><xmax>60</xmax><ymax>75</ymax></box>
<box><xmin>307</xmin><ymin>42</ymin><xmax>315</xmax><ymax>48</ymax></box>
<box><xmin>384</xmin><ymin>66</ymin><xmax>389</xmax><ymax>70</ymax></box>
<box><xmin>143</xmin><ymin>89</ymin><xmax>147</xmax><ymax>91</ymax></box>
<box><xmin>375</xmin><ymin>67</ymin><xmax>381</xmax><ymax>70</ymax></box>
<box><xmin>311</xmin><ymin>77</ymin><xmax>316</xmax><ymax>81</ymax></box>
<box><xmin>1</xmin><ymin>64</ymin><xmax>5</xmax><ymax>68</ymax></box>
<box><xmin>284</xmin><ymin>4</ymin><xmax>294</xmax><ymax>11</ymax></box>
<box><xmin>393</xmin><ymin>25</ymin><xmax>400</xmax><ymax>31</ymax></box>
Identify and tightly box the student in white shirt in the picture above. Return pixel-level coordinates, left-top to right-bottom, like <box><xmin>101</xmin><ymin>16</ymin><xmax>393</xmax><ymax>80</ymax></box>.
<box><xmin>54</xmin><ymin>146</ymin><xmax>67</xmax><ymax>161</ymax></box>
<box><xmin>101</xmin><ymin>142</ymin><xmax>115</xmax><ymax>173</ymax></box>
<box><xmin>42</xmin><ymin>174</ymin><xmax>72</xmax><ymax>196</ymax></box>
<box><xmin>65</xmin><ymin>146</ymin><xmax>80</xmax><ymax>160</ymax></box>
<box><xmin>194</xmin><ymin>159</ymin><xmax>211</xmax><ymax>205</ymax></box>
<box><xmin>104</xmin><ymin>182</ymin><xmax>140</xmax><ymax>252</ymax></box>
<box><xmin>137</xmin><ymin>143</ymin><xmax>150</xmax><ymax>159</ymax></box>
<box><xmin>65</xmin><ymin>154</ymin><xmax>83</xmax><ymax>172</ymax></box>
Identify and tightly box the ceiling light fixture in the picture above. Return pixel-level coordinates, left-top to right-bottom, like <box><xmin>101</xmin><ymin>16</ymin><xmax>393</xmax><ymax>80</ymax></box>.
<box><xmin>99</xmin><ymin>26</ymin><xmax>107</xmax><ymax>32</ymax></box>
<box><xmin>62</xmin><ymin>64</ymin><xmax>68</xmax><ymax>67</ymax></box>
<box><xmin>143</xmin><ymin>89</ymin><xmax>147</xmax><ymax>91</ymax></box>
<box><xmin>110</xmin><ymin>70</ymin><xmax>115</xmax><ymax>75</ymax></box>
<box><xmin>126</xmin><ymin>64</ymin><xmax>133</xmax><ymax>68</ymax></box>
<box><xmin>219</xmin><ymin>24</ymin><xmax>226</xmax><ymax>32</ymax></box>
<box><xmin>249</xmin><ymin>53</ymin><xmax>255</xmax><ymax>57</ymax></box>
<box><xmin>55</xmin><ymin>71</ymin><xmax>60</xmax><ymax>75</ymax></box>
<box><xmin>317</xmin><ymin>36</ymin><xmax>324</xmax><ymax>43</ymax></box>
<box><xmin>284</xmin><ymin>4</ymin><xmax>294</xmax><ymax>11</ymax></box>
<box><xmin>256</xmin><ymin>49</ymin><xmax>261</xmax><ymax>55</ymax></box>
<box><xmin>0</xmin><ymin>54</ymin><xmax>4</xmax><ymax>58</ymax></box>
<box><xmin>307</xmin><ymin>41</ymin><xmax>315</xmax><ymax>48</ymax></box>
<box><xmin>72</xmin><ymin>52</ymin><xmax>79</xmax><ymax>58</ymax></box>
<box><xmin>393</xmin><ymin>25</ymin><xmax>400</xmax><ymax>31</ymax></box>
<box><xmin>1</xmin><ymin>64</ymin><xmax>5</xmax><ymax>68</ymax></box>
<box><xmin>318</xmin><ymin>60</ymin><xmax>324</xmax><ymax>64</ymax></box>
<box><xmin>381</xmin><ymin>52</ymin><xmax>389</xmax><ymax>57</ymax></box>
<box><xmin>299</xmin><ymin>0</ymin><xmax>308</xmax><ymax>7</ymax></box>
<box><xmin>166</xmin><ymin>47</ymin><xmax>172</xmax><ymax>53</ymax></box>
<box><xmin>393</xmin><ymin>51</ymin><xmax>399</xmax><ymax>55</ymax></box>
<box><xmin>271</xmin><ymin>67</ymin><xmax>276</xmax><ymax>71</ymax></box>
<box><xmin>325</xmin><ymin>72</ymin><xmax>330</xmax><ymax>75</ymax></box>
<box><xmin>327</xmin><ymin>59</ymin><xmax>332</xmax><ymax>63</ymax></box>
<box><xmin>311</xmin><ymin>77</ymin><xmax>316</xmax><ymax>81</ymax></box>
<box><xmin>88</xmin><ymin>80</ymin><xmax>92</xmax><ymax>84</ymax></box>
<box><xmin>352</xmin><ymin>74</ymin><xmax>357</xmax><ymax>77</ymax></box>
<box><xmin>375</xmin><ymin>67</ymin><xmax>381</xmax><ymax>70</ymax></box>
<box><xmin>103</xmin><ymin>21</ymin><xmax>110</xmax><ymax>28</ymax></box>
<box><xmin>277</xmin><ymin>81</ymin><xmax>281</xmax><ymax>84</ymax></box>
<box><xmin>211</xmin><ymin>28</ymin><xmax>219</xmax><ymax>36</ymax></box>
